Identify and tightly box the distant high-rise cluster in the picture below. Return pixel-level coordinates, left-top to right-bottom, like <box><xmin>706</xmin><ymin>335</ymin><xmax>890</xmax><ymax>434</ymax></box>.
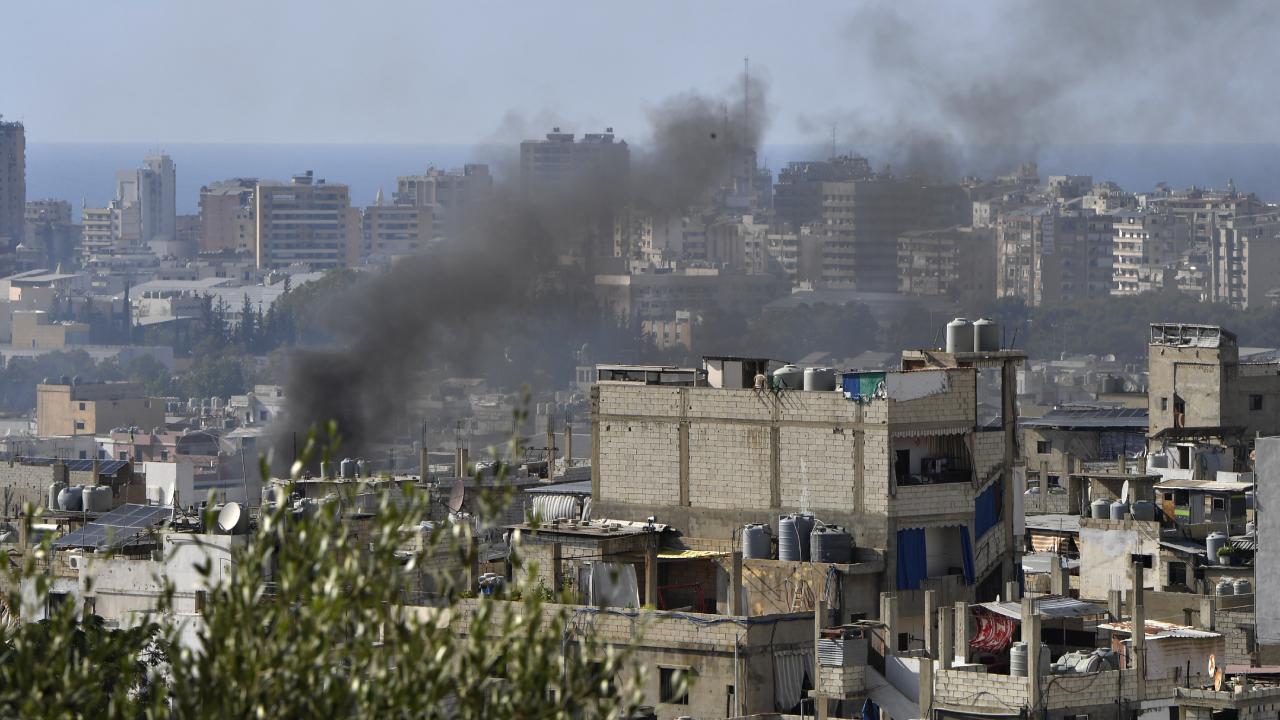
<box><xmin>81</xmin><ymin>153</ymin><xmax>178</xmax><ymax>263</ymax></box>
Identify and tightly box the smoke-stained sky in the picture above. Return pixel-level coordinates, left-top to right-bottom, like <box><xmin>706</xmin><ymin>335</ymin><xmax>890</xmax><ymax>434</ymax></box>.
<box><xmin>6</xmin><ymin>0</ymin><xmax>1280</xmax><ymax>148</ymax></box>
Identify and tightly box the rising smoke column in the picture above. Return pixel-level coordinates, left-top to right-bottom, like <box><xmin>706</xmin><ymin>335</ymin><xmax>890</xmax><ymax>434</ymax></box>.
<box><xmin>270</xmin><ymin>72</ymin><xmax>771</xmax><ymax>467</ymax></box>
<box><xmin>810</xmin><ymin>0</ymin><xmax>1280</xmax><ymax>178</ymax></box>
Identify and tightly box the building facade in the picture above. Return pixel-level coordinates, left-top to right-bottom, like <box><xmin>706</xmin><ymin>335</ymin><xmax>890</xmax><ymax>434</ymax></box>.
<box><xmin>1112</xmin><ymin>208</ymin><xmax>1190</xmax><ymax>296</ymax></box>
<box><xmin>198</xmin><ymin>178</ymin><xmax>257</xmax><ymax>253</ymax></box>
<box><xmin>997</xmin><ymin>206</ymin><xmax>1115</xmax><ymax>306</ymax></box>
<box><xmin>254</xmin><ymin>171</ymin><xmax>358</xmax><ymax>270</ymax></box>
<box><xmin>0</xmin><ymin>119</ymin><xmax>24</xmax><ymax>247</ymax></box>
<box><xmin>897</xmin><ymin>226</ymin><xmax>997</xmax><ymax>308</ymax></box>
<box><xmin>1208</xmin><ymin>212</ymin><xmax>1280</xmax><ymax>310</ymax></box>
<box><xmin>36</xmin><ymin>381</ymin><xmax>164</xmax><ymax>437</ymax></box>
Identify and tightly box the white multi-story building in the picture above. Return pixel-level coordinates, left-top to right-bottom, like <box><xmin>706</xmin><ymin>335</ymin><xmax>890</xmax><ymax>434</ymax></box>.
<box><xmin>1112</xmin><ymin>208</ymin><xmax>1190</xmax><ymax>296</ymax></box>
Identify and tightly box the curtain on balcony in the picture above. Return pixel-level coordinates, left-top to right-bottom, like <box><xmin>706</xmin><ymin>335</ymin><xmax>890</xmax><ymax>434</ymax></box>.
<box><xmin>895</xmin><ymin>527</ymin><xmax>927</xmax><ymax>590</ymax></box>
<box><xmin>975</xmin><ymin>479</ymin><xmax>1002</xmax><ymax>538</ymax></box>
<box><xmin>958</xmin><ymin>524</ymin><xmax>975</xmax><ymax>585</ymax></box>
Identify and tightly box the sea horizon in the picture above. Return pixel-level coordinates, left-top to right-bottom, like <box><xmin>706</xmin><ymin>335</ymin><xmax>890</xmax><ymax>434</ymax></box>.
<box><xmin>25</xmin><ymin>141</ymin><xmax>1280</xmax><ymax>215</ymax></box>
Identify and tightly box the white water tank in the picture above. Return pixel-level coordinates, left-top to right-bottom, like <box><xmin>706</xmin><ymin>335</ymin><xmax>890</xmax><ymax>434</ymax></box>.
<box><xmin>973</xmin><ymin>318</ymin><xmax>1000</xmax><ymax>351</ymax></box>
<box><xmin>772</xmin><ymin>365</ymin><xmax>804</xmax><ymax>390</ymax></box>
<box><xmin>946</xmin><ymin>318</ymin><xmax>974</xmax><ymax>353</ymax></box>
<box><xmin>803</xmin><ymin>367</ymin><xmax>836</xmax><ymax>391</ymax></box>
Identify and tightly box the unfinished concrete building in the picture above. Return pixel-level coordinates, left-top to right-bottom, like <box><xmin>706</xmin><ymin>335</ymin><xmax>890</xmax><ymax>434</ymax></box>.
<box><xmin>1147</xmin><ymin>323</ymin><xmax>1280</xmax><ymax>470</ymax></box>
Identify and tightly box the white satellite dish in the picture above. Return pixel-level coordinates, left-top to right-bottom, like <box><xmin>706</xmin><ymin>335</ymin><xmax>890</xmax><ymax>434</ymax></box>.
<box><xmin>1120</xmin><ymin>479</ymin><xmax>1131</xmax><ymax>504</ymax></box>
<box><xmin>216</xmin><ymin>501</ymin><xmax>245</xmax><ymax>534</ymax></box>
<box><xmin>448</xmin><ymin>481</ymin><xmax>466</xmax><ymax>513</ymax></box>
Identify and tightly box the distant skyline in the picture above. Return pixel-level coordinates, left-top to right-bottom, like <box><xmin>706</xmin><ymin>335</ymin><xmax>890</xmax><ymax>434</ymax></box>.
<box><xmin>5</xmin><ymin>1</ymin><xmax>1280</xmax><ymax>150</ymax></box>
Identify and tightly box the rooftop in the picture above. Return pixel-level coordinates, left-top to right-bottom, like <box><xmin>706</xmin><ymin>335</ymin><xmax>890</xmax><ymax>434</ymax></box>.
<box><xmin>977</xmin><ymin>595</ymin><xmax>1107</xmax><ymax>621</ymax></box>
<box><xmin>1150</xmin><ymin>323</ymin><xmax>1235</xmax><ymax>348</ymax></box>
<box><xmin>1022</xmin><ymin>406</ymin><xmax>1147</xmax><ymax>430</ymax></box>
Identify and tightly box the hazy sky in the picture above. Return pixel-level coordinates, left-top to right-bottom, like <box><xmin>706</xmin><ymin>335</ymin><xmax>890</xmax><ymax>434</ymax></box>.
<box><xmin>5</xmin><ymin>0</ymin><xmax>1279</xmax><ymax>148</ymax></box>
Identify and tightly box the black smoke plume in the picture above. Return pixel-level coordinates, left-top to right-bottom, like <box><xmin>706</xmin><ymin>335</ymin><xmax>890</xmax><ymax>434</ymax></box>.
<box><xmin>271</xmin><ymin>72</ymin><xmax>770</xmax><ymax>468</ymax></box>
<box><xmin>807</xmin><ymin>0</ymin><xmax>1280</xmax><ymax>178</ymax></box>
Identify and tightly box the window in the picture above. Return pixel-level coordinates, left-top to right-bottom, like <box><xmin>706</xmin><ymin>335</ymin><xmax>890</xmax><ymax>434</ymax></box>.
<box><xmin>119</xmin><ymin>451</ymin><xmax>127</xmax><ymax>461</ymax></box>
<box><xmin>195</xmin><ymin>590</ymin><xmax>207</xmax><ymax>614</ymax></box>
<box><xmin>1168</xmin><ymin>561</ymin><xmax>1187</xmax><ymax>587</ymax></box>
<box><xmin>1250</xmin><ymin>394</ymin><xmax>1264</xmax><ymax>411</ymax></box>
<box><xmin>1160</xmin><ymin>397</ymin><xmax>1168</xmax><ymax>411</ymax></box>
<box><xmin>659</xmin><ymin>667</ymin><xmax>689</xmax><ymax>705</ymax></box>
<box><xmin>74</xmin><ymin>421</ymin><xmax>85</xmax><ymax>430</ymax></box>
<box><xmin>78</xmin><ymin>402</ymin><xmax>86</xmax><ymax>411</ymax></box>
<box><xmin>1036</xmin><ymin>440</ymin><xmax>1051</xmax><ymax>454</ymax></box>
<box><xmin>1212</xmin><ymin>496</ymin><xmax>1226</xmax><ymax>511</ymax></box>
<box><xmin>78</xmin><ymin>451</ymin><xmax>86</xmax><ymax>460</ymax></box>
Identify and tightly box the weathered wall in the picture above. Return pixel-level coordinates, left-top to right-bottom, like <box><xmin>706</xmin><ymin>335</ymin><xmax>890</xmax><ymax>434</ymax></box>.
<box><xmin>1077</xmin><ymin>517</ymin><xmax>1161</xmax><ymax>600</ymax></box>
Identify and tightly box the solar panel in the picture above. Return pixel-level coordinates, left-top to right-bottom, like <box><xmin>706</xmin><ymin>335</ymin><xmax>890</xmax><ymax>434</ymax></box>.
<box><xmin>20</xmin><ymin>458</ymin><xmax>129</xmax><ymax>475</ymax></box>
<box><xmin>53</xmin><ymin>503</ymin><xmax>171</xmax><ymax>550</ymax></box>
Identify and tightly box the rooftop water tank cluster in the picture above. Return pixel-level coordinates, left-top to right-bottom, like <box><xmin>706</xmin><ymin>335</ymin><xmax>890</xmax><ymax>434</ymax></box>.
<box><xmin>50</xmin><ymin>483</ymin><xmax>112</xmax><ymax>513</ymax></box>
<box><xmin>769</xmin><ymin>365</ymin><xmax>838</xmax><ymax>392</ymax></box>
<box><xmin>946</xmin><ymin>318</ymin><xmax>1002</xmax><ymax>354</ymax></box>
<box><xmin>742</xmin><ymin>515</ymin><xmax>854</xmax><ymax>563</ymax></box>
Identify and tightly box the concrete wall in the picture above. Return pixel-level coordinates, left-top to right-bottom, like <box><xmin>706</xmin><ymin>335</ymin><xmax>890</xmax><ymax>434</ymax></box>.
<box><xmin>1077</xmin><ymin>517</ymin><xmax>1161</xmax><ymax>600</ymax></box>
<box><xmin>1256</xmin><ymin>437</ymin><xmax>1280</xmax><ymax>648</ymax></box>
<box><xmin>443</xmin><ymin>598</ymin><xmax>813</xmax><ymax>718</ymax></box>
<box><xmin>593</xmin><ymin>369</ymin><xmax>986</xmax><ymax>554</ymax></box>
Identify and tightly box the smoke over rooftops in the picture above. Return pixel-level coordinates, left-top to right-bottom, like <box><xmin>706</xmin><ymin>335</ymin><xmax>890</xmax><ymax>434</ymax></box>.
<box><xmin>269</xmin><ymin>71</ymin><xmax>770</xmax><ymax>467</ymax></box>
<box><xmin>804</xmin><ymin>0</ymin><xmax>1280</xmax><ymax>178</ymax></box>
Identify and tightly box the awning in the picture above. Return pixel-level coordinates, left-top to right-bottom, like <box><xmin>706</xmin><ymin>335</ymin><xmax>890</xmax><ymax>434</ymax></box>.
<box><xmin>658</xmin><ymin>549</ymin><xmax>728</xmax><ymax>560</ymax></box>
<box><xmin>976</xmin><ymin>595</ymin><xmax>1107</xmax><ymax>621</ymax></box>
<box><xmin>891</xmin><ymin>425</ymin><xmax>971</xmax><ymax>438</ymax></box>
<box><xmin>1030</xmin><ymin>535</ymin><xmax>1065</xmax><ymax>553</ymax></box>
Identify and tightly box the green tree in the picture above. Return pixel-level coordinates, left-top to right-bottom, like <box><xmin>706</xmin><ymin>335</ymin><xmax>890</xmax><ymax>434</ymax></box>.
<box><xmin>0</xmin><ymin>426</ymin><xmax>645</xmax><ymax>718</ymax></box>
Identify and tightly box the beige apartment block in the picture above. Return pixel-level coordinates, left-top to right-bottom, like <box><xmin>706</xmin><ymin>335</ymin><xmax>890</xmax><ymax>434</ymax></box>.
<box><xmin>36</xmin><ymin>381</ymin><xmax>163</xmax><ymax>437</ymax></box>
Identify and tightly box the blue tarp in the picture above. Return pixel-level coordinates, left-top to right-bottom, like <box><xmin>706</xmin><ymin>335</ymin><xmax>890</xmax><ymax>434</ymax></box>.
<box><xmin>895</xmin><ymin>527</ymin><xmax>928</xmax><ymax>590</ymax></box>
<box><xmin>974</xmin><ymin>479</ymin><xmax>1001</xmax><ymax>539</ymax></box>
<box><xmin>959</xmin><ymin>525</ymin><xmax>975</xmax><ymax>585</ymax></box>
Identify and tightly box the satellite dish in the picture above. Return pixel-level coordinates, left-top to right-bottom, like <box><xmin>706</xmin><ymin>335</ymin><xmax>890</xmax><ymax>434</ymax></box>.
<box><xmin>1214</xmin><ymin>667</ymin><xmax>1224</xmax><ymax>692</ymax></box>
<box><xmin>447</xmin><ymin>482</ymin><xmax>466</xmax><ymax>514</ymax></box>
<box><xmin>216</xmin><ymin>502</ymin><xmax>244</xmax><ymax>534</ymax></box>
<box><xmin>1208</xmin><ymin>654</ymin><xmax>1217</xmax><ymax>678</ymax></box>
<box><xmin>1120</xmin><ymin>479</ymin><xmax>1131</xmax><ymax>504</ymax></box>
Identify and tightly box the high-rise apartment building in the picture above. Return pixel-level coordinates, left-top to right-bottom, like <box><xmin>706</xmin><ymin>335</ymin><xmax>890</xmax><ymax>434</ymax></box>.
<box><xmin>116</xmin><ymin>154</ymin><xmax>176</xmax><ymax>244</ymax></box>
<box><xmin>1112</xmin><ymin>208</ymin><xmax>1191</xmax><ymax>296</ymax></box>
<box><xmin>362</xmin><ymin>203</ymin><xmax>433</xmax><ymax>263</ymax></box>
<box><xmin>897</xmin><ymin>226</ymin><xmax>997</xmax><ymax>308</ymax></box>
<box><xmin>1208</xmin><ymin>212</ymin><xmax>1280</xmax><ymax>310</ymax></box>
<box><xmin>519</xmin><ymin>129</ymin><xmax>629</xmax><ymax>196</ymax></box>
<box><xmin>997</xmin><ymin>206</ymin><xmax>1116</xmax><ymax>306</ymax></box>
<box><xmin>520</xmin><ymin>129</ymin><xmax>630</xmax><ymax>265</ymax></box>
<box><xmin>199</xmin><ymin>178</ymin><xmax>257</xmax><ymax>253</ymax></box>
<box><xmin>819</xmin><ymin>177</ymin><xmax>968</xmax><ymax>291</ymax></box>
<box><xmin>393</xmin><ymin>164</ymin><xmax>492</xmax><ymax>241</ymax></box>
<box><xmin>773</xmin><ymin>155</ymin><xmax>873</xmax><ymax>231</ymax></box>
<box><xmin>0</xmin><ymin>119</ymin><xmax>25</xmax><ymax>246</ymax></box>
<box><xmin>254</xmin><ymin>171</ymin><xmax>357</xmax><ymax>270</ymax></box>
<box><xmin>23</xmin><ymin>200</ymin><xmax>80</xmax><ymax>270</ymax></box>
<box><xmin>1141</xmin><ymin>185</ymin><xmax>1265</xmax><ymax>245</ymax></box>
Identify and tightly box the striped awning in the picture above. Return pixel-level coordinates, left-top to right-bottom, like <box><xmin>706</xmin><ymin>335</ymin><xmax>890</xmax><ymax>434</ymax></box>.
<box><xmin>1031</xmin><ymin>535</ymin><xmax>1065</xmax><ymax>553</ymax></box>
<box><xmin>891</xmin><ymin>425</ymin><xmax>971</xmax><ymax>438</ymax></box>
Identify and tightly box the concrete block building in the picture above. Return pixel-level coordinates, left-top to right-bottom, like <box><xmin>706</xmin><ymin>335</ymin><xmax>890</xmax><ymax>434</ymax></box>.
<box><xmin>35</xmin><ymin>380</ymin><xmax>163</xmax><ymax>437</ymax></box>
<box><xmin>590</xmin><ymin>343</ymin><xmax>1026</xmax><ymax>624</ymax></box>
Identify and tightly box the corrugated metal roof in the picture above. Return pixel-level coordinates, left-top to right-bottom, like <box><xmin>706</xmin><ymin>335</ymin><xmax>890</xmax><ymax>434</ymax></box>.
<box><xmin>1098</xmin><ymin>620</ymin><xmax>1220</xmax><ymax>640</ymax></box>
<box><xmin>977</xmin><ymin>595</ymin><xmax>1107</xmax><ymax>620</ymax></box>
<box><xmin>1155</xmin><ymin>479</ymin><xmax>1253</xmax><ymax>492</ymax></box>
<box><xmin>525</xmin><ymin>479</ymin><xmax>592</xmax><ymax>495</ymax></box>
<box><xmin>1022</xmin><ymin>407</ymin><xmax>1147</xmax><ymax>430</ymax></box>
<box><xmin>1024</xmin><ymin>514</ymin><xmax>1081</xmax><ymax>534</ymax></box>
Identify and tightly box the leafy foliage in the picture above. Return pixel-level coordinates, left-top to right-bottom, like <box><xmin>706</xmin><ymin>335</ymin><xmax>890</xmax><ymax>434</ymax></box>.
<box><xmin>0</xmin><ymin>426</ymin><xmax>645</xmax><ymax>718</ymax></box>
